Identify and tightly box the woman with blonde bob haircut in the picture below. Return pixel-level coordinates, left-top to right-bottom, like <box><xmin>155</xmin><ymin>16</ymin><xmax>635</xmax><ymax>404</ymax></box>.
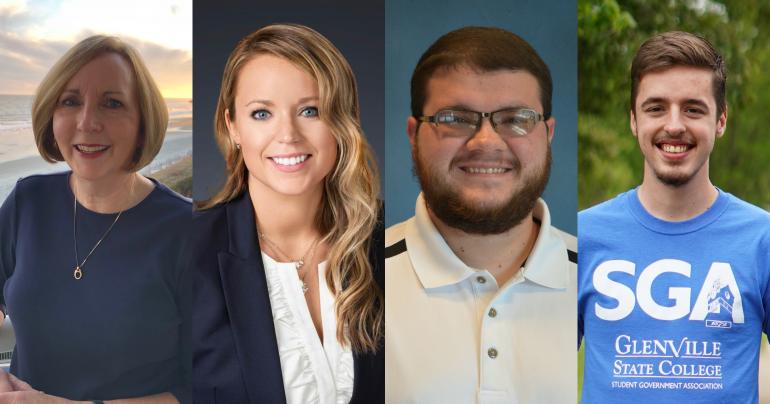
<box><xmin>192</xmin><ymin>24</ymin><xmax>384</xmax><ymax>403</ymax></box>
<box><xmin>0</xmin><ymin>35</ymin><xmax>191</xmax><ymax>403</ymax></box>
<box><xmin>33</xmin><ymin>35</ymin><xmax>168</xmax><ymax>172</ymax></box>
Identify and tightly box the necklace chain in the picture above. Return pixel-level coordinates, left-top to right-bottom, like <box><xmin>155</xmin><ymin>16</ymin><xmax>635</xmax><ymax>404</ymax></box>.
<box><xmin>258</xmin><ymin>227</ymin><xmax>319</xmax><ymax>294</ymax></box>
<box><xmin>72</xmin><ymin>176</ymin><xmax>135</xmax><ymax>280</ymax></box>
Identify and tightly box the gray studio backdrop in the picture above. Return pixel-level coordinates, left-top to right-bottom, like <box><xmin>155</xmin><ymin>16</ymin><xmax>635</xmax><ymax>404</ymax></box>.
<box><xmin>192</xmin><ymin>0</ymin><xmax>384</xmax><ymax>201</ymax></box>
<box><xmin>385</xmin><ymin>0</ymin><xmax>578</xmax><ymax>234</ymax></box>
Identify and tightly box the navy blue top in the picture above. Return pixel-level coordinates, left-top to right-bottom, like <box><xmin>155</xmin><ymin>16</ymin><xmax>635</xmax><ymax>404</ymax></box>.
<box><xmin>0</xmin><ymin>172</ymin><xmax>191</xmax><ymax>403</ymax></box>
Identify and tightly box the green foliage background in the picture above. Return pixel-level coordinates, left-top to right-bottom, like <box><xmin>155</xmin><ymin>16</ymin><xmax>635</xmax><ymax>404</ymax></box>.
<box><xmin>579</xmin><ymin>0</ymin><xmax>770</xmax><ymax>210</ymax></box>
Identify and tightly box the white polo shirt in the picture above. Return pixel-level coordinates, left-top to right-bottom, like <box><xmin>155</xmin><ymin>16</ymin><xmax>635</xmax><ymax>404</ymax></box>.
<box><xmin>385</xmin><ymin>194</ymin><xmax>577</xmax><ymax>404</ymax></box>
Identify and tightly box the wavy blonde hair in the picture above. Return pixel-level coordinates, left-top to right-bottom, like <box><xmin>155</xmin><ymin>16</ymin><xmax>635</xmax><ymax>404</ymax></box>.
<box><xmin>198</xmin><ymin>24</ymin><xmax>383</xmax><ymax>353</ymax></box>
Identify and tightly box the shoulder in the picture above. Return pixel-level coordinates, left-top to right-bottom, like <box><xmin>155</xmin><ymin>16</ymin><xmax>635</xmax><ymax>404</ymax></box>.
<box><xmin>148</xmin><ymin>180</ymin><xmax>192</xmax><ymax>213</ymax></box>
<box><xmin>152</xmin><ymin>180</ymin><xmax>192</xmax><ymax>207</ymax></box>
<box><xmin>549</xmin><ymin>225</ymin><xmax>577</xmax><ymax>256</ymax></box>
<box><xmin>190</xmin><ymin>200</ymin><xmax>230</xmax><ymax>251</ymax></box>
<box><xmin>2</xmin><ymin>172</ymin><xmax>69</xmax><ymax>217</ymax></box>
<box><xmin>192</xmin><ymin>200</ymin><xmax>228</xmax><ymax>231</ymax></box>
<box><xmin>12</xmin><ymin>171</ymin><xmax>69</xmax><ymax>198</ymax></box>
<box><xmin>719</xmin><ymin>193</ymin><xmax>770</xmax><ymax>244</ymax></box>
<box><xmin>137</xmin><ymin>181</ymin><xmax>192</xmax><ymax>234</ymax></box>
<box><xmin>722</xmin><ymin>192</ymin><xmax>770</xmax><ymax>222</ymax></box>
<box><xmin>578</xmin><ymin>191</ymin><xmax>631</xmax><ymax>226</ymax></box>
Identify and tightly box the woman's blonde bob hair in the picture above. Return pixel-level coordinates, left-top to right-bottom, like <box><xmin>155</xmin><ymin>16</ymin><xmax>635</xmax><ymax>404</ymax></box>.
<box><xmin>32</xmin><ymin>35</ymin><xmax>168</xmax><ymax>172</ymax></box>
<box><xmin>199</xmin><ymin>23</ymin><xmax>383</xmax><ymax>353</ymax></box>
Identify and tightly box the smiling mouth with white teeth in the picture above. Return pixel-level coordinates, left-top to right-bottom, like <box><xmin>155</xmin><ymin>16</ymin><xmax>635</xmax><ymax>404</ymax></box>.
<box><xmin>271</xmin><ymin>154</ymin><xmax>310</xmax><ymax>166</ymax></box>
<box><xmin>462</xmin><ymin>167</ymin><xmax>510</xmax><ymax>174</ymax></box>
<box><xmin>74</xmin><ymin>144</ymin><xmax>110</xmax><ymax>153</ymax></box>
<box><xmin>658</xmin><ymin>143</ymin><xmax>693</xmax><ymax>153</ymax></box>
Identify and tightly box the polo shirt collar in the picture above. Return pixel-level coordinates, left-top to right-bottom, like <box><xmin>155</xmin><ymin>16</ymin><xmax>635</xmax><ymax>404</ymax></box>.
<box><xmin>404</xmin><ymin>193</ymin><xmax>568</xmax><ymax>290</ymax></box>
<box><xmin>404</xmin><ymin>193</ymin><xmax>476</xmax><ymax>289</ymax></box>
<box><xmin>522</xmin><ymin>199</ymin><xmax>569</xmax><ymax>289</ymax></box>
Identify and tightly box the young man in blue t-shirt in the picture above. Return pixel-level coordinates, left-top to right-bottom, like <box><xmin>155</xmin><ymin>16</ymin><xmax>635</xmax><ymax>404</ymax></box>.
<box><xmin>579</xmin><ymin>31</ymin><xmax>770</xmax><ymax>403</ymax></box>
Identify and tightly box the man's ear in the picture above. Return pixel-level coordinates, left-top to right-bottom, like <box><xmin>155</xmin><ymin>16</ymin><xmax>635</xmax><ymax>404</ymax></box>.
<box><xmin>716</xmin><ymin>106</ymin><xmax>728</xmax><ymax>138</ymax></box>
<box><xmin>407</xmin><ymin>116</ymin><xmax>419</xmax><ymax>148</ymax></box>
<box><xmin>545</xmin><ymin>117</ymin><xmax>555</xmax><ymax>144</ymax></box>
<box><xmin>629</xmin><ymin>109</ymin><xmax>638</xmax><ymax>137</ymax></box>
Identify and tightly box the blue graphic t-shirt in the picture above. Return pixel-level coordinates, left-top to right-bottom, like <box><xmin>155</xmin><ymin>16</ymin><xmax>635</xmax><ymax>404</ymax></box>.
<box><xmin>579</xmin><ymin>188</ymin><xmax>770</xmax><ymax>404</ymax></box>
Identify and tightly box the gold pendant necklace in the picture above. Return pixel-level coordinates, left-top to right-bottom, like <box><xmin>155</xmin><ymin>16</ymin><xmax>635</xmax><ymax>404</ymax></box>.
<box><xmin>258</xmin><ymin>228</ymin><xmax>319</xmax><ymax>294</ymax></box>
<box><xmin>71</xmin><ymin>176</ymin><xmax>132</xmax><ymax>280</ymax></box>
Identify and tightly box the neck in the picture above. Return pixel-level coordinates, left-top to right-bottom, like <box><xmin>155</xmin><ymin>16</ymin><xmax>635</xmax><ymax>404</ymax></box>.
<box><xmin>71</xmin><ymin>172</ymin><xmax>152</xmax><ymax>214</ymax></box>
<box><xmin>427</xmin><ymin>205</ymin><xmax>540</xmax><ymax>286</ymax></box>
<box><xmin>638</xmin><ymin>167</ymin><xmax>718</xmax><ymax>222</ymax></box>
<box><xmin>248</xmin><ymin>176</ymin><xmax>324</xmax><ymax>255</ymax></box>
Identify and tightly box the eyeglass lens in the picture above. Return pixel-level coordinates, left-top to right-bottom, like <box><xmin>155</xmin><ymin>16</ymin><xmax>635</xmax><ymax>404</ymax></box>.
<box><xmin>432</xmin><ymin>109</ymin><xmax>539</xmax><ymax>137</ymax></box>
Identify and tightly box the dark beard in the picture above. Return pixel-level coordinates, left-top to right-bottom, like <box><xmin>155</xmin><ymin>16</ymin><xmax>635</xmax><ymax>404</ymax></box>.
<box><xmin>656</xmin><ymin>170</ymin><xmax>693</xmax><ymax>187</ymax></box>
<box><xmin>413</xmin><ymin>145</ymin><xmax>551</xmax><ymax>235</ymax></box>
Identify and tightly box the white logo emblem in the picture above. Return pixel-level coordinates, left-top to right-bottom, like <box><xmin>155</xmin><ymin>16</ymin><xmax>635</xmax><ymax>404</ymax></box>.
<box><xmin>593</xmin><ymin>259</ymin><xmax>743</xmax><ymax>325</ymax></box>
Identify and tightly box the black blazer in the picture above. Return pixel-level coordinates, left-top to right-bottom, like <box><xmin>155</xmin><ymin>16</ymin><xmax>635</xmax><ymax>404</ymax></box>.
<box><xmin>191</xmin><ymin>192</ymin><xmax>384</xmax><ymax>404</ymax></box>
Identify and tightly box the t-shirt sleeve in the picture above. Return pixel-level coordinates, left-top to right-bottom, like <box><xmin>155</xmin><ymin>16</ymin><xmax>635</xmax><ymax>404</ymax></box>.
<box><xmin>0</xmin><ymin>184</ymin><xmax>19</xmax><ymax>316</ymax></box>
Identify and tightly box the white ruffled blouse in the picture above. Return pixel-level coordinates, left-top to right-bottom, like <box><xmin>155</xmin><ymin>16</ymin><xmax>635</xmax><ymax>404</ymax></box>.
<box><xmin>261</xmin><ymin>253</ymin><xmax>355</xmax><ymax>404</ymax></box>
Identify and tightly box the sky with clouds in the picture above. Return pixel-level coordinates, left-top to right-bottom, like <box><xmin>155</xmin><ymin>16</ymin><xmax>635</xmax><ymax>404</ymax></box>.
<box><xmin>0</xmin><ymin>0</ymin><xmax>192</xmax><ymax>97</ymax></box>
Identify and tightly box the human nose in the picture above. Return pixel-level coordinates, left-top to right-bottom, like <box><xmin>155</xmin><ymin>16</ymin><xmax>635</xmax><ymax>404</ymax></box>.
<box><xmin>276</xmin><ymin>114</ymin><xmax>302</xmax><ymax>143</ymax></box>
<box><xmin>466</xmin><ymin>116</ymin><xmax>506</xmax><ymax>150</ymax></box>
<box><xmin>663</xmin><ymin>110</ymin><xmax>686</xmax><ymax>136</ymax></box>
<box><xmin>76</xmin><ymin>102</ymin><xmax>103</xmax><ymax>134</ymax></box>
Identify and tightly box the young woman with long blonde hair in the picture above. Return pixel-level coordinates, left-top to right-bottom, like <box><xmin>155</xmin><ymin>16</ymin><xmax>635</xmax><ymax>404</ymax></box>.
<box><xmin>191</xmin><ymin>24</ymin><xmax>383</xmax><ymax>403</ymax></box>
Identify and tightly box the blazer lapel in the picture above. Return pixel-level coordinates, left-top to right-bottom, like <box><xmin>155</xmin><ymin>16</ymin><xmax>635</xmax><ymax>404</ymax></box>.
<box><xmin>218</xmin><ymin>193</ymin><xmax>286</xmax><ymax>404</ymax></box>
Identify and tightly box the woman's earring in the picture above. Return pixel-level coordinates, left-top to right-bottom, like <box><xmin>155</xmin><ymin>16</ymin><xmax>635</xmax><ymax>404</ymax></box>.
<box><xmin>235</xmin><ymin>143</ymin><xmax>241</xmax><ymax>150</ymax></box>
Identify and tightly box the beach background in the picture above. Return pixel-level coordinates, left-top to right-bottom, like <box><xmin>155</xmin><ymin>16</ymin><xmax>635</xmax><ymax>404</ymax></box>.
<box><xmin>0</xmin><ymin>0</ymin><xmax>193</xmax><ymax>199</ymax></box>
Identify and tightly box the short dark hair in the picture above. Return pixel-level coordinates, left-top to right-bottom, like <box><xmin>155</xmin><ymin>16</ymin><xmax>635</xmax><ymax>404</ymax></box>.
<box><xmin>410</xmin><ymin>26</ymin><xmax>553</xmax><ymax>119</ymax></box>
<box><xmin>630</xmin><ymin>31</ymin><xmax>726</xmax><ymax>118</ymax></box>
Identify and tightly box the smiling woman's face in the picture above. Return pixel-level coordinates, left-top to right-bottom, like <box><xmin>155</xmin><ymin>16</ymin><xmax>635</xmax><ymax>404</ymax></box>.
<box><xmin>52</xmin><ymin>52</ymin><xmax>141</xmax><ymax>183</ymax></box>
<box><xmin>226</xmin><ymin>54</ymin><xmax>338</xmax><ymax>198</ymax></box>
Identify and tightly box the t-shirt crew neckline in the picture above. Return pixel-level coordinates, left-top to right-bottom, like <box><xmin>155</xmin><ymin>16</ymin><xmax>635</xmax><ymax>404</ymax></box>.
<box><xmin>64</xmin><ymin>171</ymin><xmax>159</xmax><ymax>217</ymax></box>
<box><xmin>626</xmin><ymin>187</ymin><xmax>731</xmax><ymax>235</ymax></box>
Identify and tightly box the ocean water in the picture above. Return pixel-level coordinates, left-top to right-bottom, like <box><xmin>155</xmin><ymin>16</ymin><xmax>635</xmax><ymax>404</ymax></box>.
<box><xmin>0</xmin><ymin>95</ymin><xmax>33</xmax><ymax>131</ymax></box>
<box><xmin>0</xmin><ymin>95</ymin><xmax>192</xmax><ymax>199</ymax></box>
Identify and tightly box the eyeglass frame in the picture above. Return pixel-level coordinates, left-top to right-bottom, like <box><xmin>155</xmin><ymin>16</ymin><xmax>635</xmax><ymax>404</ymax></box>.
<box><xmin>416</xmin><ymin>107</ymin><xmax>550</xmax><ymax>138</ymax></box>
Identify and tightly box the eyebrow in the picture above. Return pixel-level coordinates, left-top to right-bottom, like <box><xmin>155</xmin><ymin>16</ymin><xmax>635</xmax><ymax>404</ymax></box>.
<box><xmin>640</xmin><ymin>97</ymin><xmax>710</xmax><ymax>110</ymax></box>
<box><xmin>61</xmin><ymin>89</ymin><xmax>126</xmax><ymax>96</ymax></box>
<box><xmin>245</xmin><ymin>96</ymin><xmax>319</xmax><ymax>107</ymax></box>
<box><xmin>438</xmin><ymin>103</ymin><xmax>532</xmax><ymax>112</ymax></box>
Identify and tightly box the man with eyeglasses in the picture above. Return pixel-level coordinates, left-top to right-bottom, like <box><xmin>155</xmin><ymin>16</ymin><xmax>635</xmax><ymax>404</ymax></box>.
<box><xmin>579</xmin><ymin>32</ymin><xmax>770</xmax><ymax>403</ymax></box>
<box><xmin>385</xmin><ymin>26</ymin><xmax>576</xmax><ymax>403</ymax></box>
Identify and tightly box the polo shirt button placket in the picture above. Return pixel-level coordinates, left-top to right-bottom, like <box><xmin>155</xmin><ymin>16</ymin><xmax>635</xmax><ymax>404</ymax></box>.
<box><xmin>487</xmin><ymin>347</ymin><xmax>498</xmax><ymax>359</ymax></box>
<box><xmin>488</xmin><ymin>307</ymin><xmax>497</xmax><ymax>318</ymax></box>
